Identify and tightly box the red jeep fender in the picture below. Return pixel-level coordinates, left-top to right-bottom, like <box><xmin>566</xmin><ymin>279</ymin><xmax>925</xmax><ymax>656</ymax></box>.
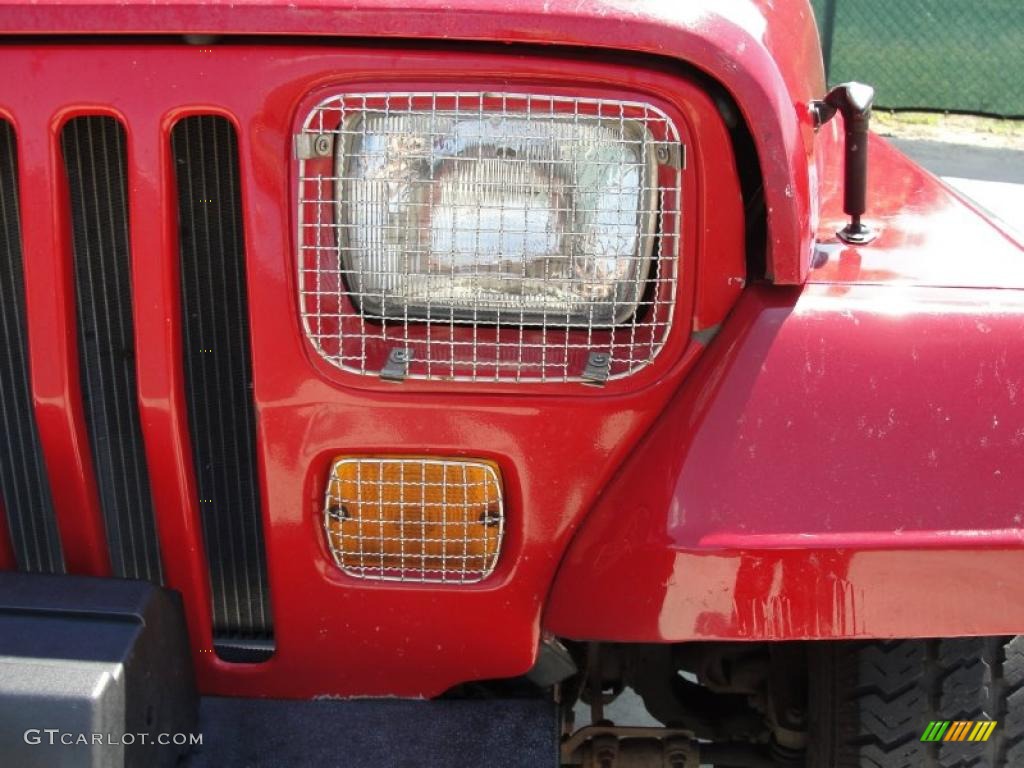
<box><xmin>545</xmin><ymin>137</ymin><xmax>1024</xmax><ymax>642</ymax></box>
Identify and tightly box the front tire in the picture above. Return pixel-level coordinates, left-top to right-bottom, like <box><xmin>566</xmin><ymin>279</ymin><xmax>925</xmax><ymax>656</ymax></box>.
<box><xmin>809</xmin><ymin>637</ymin><xmax>1024</xmax><ymax>767</ymax></box>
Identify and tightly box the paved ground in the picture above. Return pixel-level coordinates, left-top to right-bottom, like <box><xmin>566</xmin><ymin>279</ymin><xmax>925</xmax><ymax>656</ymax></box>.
<box><xmin>891</xmin><ymin>138</ymin><xmax>1024</xmax><ymax>239</ymax></box>
<box><xmin>188</xmin><ymin>697</ymin><xmax>557</xmax><ymax>768</ymax></box>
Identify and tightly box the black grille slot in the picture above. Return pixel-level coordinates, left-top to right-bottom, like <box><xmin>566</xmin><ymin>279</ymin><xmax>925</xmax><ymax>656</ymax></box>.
<box><xmin>62</xmin><ymin>117</ymin><xmax>162</xmax><ymax>582</ymax></box>
<box><xmin>172</xmin><ymin>115</ymin><xmax>273</xmax><ymax>659</ymax></box>
<box><xmin>0</xmin><ymin>121</ymin><xmax>64</xmax><ymax>574</ymax></box>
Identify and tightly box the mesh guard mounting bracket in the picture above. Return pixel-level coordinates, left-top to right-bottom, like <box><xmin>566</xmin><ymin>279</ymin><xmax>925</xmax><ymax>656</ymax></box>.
<box><xmin>582</xmin><ymin>351</ymin><xmax>611</xmax><ymax>386</ymax></box>
<box><xmin>380</xmin><ymin>347</ymin><xmax>413</xmax><ymax>382</ymax></box>
<box><xmin>294</xmin><ymin>133</ymin><xmax>334</xmax><ymax>160</ymax></box>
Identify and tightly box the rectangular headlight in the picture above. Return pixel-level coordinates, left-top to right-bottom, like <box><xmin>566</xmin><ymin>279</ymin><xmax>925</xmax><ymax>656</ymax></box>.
<box><xmin>338</xmin><ymin>101</ymin><xmax>656</xmax><ymax>326</ymax></box>
<box><xmin>298</xmin><ymin>92</ymin><xmax>681</xmax><ymax>383</ymax></box>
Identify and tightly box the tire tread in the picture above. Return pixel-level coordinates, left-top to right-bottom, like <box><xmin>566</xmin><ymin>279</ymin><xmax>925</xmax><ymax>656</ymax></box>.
<box><xmin>813</xmin><ymin>637</ymin><xmax>1024</xmax><ymax>768</ymax></box>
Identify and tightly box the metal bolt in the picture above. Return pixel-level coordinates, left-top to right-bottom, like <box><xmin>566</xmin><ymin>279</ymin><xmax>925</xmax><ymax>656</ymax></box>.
<box><xmin>391</xmin><ymin>350</ymin><xmax>409</xmax><ymax>363</ymax></box>
<box><xmin>479</xmin><ymin>504</ymin><xmax>501</xmax><ymax>528</ymax></box>
<box><xmin>591</xmin><ymin>353</ymin><xmax>609</xmax><ymax>364</ymax></box>
<box><xmin>656</xmin><ymin>145</ymin><xmax>670</xmax><ymax>164</ymax></box>
<box><xmin>313</xmin><ymin>134</ymin><xmax>333</xmax><ymax>156</ymax></box>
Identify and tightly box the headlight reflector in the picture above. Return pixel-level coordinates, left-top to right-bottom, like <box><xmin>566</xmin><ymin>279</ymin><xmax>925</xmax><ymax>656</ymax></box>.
<box><xmin>340</xmin><ymin>108</ymin><xmax>656</xmax><ymax>325</ymax></box>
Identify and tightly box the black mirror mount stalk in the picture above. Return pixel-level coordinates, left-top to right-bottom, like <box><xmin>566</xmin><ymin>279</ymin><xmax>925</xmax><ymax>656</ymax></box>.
<box><xmin>813</xmin><ymin>82</ymin><xmax>877</xmax><ymax>245</ymax></box>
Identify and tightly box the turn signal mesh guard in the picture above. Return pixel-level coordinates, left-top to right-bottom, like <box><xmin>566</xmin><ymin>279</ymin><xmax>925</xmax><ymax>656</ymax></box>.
<box><xmin>324</xmin><ymin>457</ymin><xmax>504</xmax><ymax>583</ymax></box>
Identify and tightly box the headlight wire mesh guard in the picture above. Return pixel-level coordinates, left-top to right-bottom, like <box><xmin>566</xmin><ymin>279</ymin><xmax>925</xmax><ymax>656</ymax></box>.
<box><xmin>323</xmin><ymin>457</ymin><xmax>505</xmax><ymax>584</ymax></box>
<box><xmin>297</xmin><ymin>91</ymin><xmax>683</xmax><ymax>384</ymax></box>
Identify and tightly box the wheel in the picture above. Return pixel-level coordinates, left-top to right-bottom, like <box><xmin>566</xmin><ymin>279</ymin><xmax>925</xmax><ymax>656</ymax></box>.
<box><xmin>809</xmin><ymin>637</ymin><xmax>1024</xmax><ymax>767</ymax></box>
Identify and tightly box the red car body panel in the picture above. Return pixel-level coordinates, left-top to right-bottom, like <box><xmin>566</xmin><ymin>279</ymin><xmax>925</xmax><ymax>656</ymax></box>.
<box><xmin>545</xmin><ymin>282</ymin><xmax>1024</xmax><ymax>641</ymax></box>
<box><xmin>0</xmin><ymin>0</ymin><xmax>823</xmax><ymax>284</ymax></box>
<box><xmin>0</xmin><ymin>43</ymin><xmax>743</xmax><ymax>697</ymax></box>
<box><xmin>813</xmin><ymin>129</ymin><xmax>1024</xmax><ymax>289</ymax></box>
<box><xmin>0</xmin><ymin>0</ymin><xmax>1022</xmax><ymax>699</ymax></box>
<box><xmin>546</xmin><ymin>134</ymin><xmax>1024</xmax><ymax>641</ymax></box>
<box><xmin>0</xmin><ymin>502</ymin><xmax>15</xmax><ymax>571</ymax></box>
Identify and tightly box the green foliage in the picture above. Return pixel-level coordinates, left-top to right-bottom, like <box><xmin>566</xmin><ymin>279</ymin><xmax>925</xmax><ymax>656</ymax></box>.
<box><xmin>811</xmin><ymin>0</ymin><xmax>1024</xmax><ymax>116</ymax></box>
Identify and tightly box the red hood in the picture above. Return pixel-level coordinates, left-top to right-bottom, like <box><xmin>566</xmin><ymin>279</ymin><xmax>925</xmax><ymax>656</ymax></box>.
<box><xmin>812</xmin><ymin>132</ymin><xmax>1024</xmax><ymax>289</ymax></box>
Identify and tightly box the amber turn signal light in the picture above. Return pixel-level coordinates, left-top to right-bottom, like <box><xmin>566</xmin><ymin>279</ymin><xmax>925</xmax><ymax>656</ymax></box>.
<box><xmin>323</xmin><ymin>456</ymin><xmax>504</xmax><ymax>583</ymax></box>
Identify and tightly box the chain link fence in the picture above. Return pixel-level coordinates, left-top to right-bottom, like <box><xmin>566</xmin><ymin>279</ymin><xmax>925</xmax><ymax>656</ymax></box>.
<box><xmin>811</xmin><ymin>0</ymin><xmax>1024</xmax><ymax>118</ymax></box>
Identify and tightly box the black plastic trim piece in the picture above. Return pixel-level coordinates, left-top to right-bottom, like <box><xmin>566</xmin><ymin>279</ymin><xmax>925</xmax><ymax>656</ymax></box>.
<box><xmin>0</xmin><ymin>120</ymin><xmax>64</xmax><ymax>574</ymax></box>
<box><xmin>0</xmin><ymin>572</ymin><xmax>198</xmax><ymax>768</ymax></box>
<box><xmin>171</xmin><ymin>115</ymin><xmax>274</xmax><ymax>655</ymax></box>
<box><xmin>62</xmin><ymin>116</ymin><xmax>163</xmax><ymax>583</ymax></box>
